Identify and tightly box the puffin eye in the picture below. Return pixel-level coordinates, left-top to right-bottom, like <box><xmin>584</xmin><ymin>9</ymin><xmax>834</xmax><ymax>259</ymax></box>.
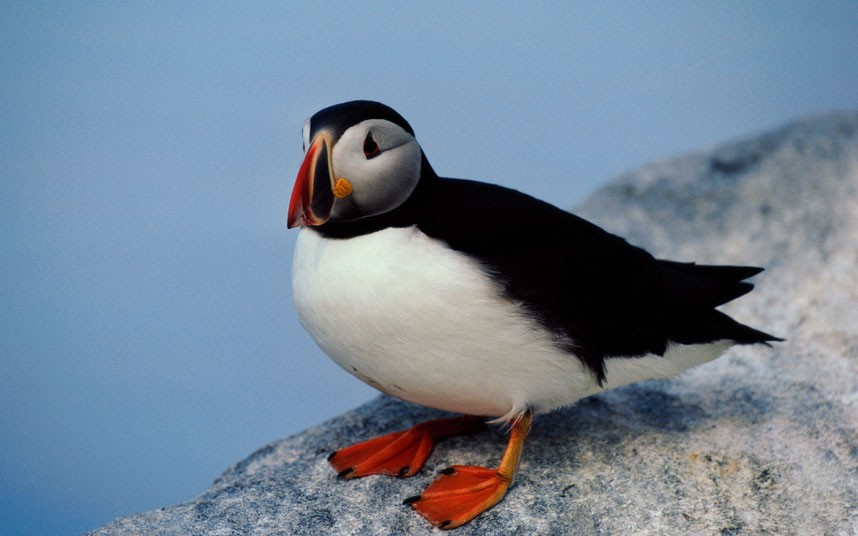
<box><xmin>363</xmin><ymin>132</ymin><xmax>381</xmax><ymax>159</ymax></box>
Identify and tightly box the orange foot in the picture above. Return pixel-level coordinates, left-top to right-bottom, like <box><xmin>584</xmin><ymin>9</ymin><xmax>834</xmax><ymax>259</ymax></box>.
<box><xmin>404</xmin><ymin>465</ymin><xmax>511</xmax><ymax>529</ymax></box>
<box><xmin>404</xmin><ymin>411</ymin><xmax>533</xmax><ymax>529</ymax></box>
<box><xmin>328</xmin><ymin>416</ymin><xmax>484</xmax><ymax>479</ymax></box>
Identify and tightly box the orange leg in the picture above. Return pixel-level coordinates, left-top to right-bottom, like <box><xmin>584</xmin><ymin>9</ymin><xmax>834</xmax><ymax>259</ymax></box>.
<box><xmin>405</xmin><ymin>411</ymin><xmax>533</xmax><ymax>529</ymax></box>
<box><xmin>328</xmin><ymin>415</ymin><xmax>484</xmax><ymax>479</ymax></box>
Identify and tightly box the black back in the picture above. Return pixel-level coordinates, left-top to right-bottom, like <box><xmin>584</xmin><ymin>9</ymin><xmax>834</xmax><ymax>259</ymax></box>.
<box><xmin>317</xmin><ymin>150</ymin><xmax>780</xmax><ymax>384</ymax></box>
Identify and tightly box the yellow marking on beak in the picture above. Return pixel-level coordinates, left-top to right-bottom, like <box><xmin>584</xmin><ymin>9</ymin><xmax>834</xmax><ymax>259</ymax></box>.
<box><xmin>333</xmin><ymin>177</ymin><xmax>353</xmax><ymax>198</ymax></box>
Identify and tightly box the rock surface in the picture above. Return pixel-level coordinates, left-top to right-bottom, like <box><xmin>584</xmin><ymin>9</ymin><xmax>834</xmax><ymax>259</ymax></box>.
<box><xmin>90</xmin><ymin>113</ymin><xmax>858</xmax><ymax>535</ymax></box>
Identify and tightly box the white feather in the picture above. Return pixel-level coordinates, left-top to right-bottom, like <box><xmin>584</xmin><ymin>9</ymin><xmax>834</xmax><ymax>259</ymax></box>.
<box><xmin>292</xmin><ymin>226</ymin><xmax>731</xmax><ymax>423</ymax></box>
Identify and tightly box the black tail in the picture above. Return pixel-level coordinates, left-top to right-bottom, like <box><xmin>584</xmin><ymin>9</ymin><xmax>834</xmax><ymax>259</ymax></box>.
<box><xmin>659</xmin><ymin>261</ymin><xmax>765</xmax><ymax>308</ymax></box>
<box><xmin>658</xmin><ymin>261</ymin><xmax>783</xmax><ymax>345</ymax></box>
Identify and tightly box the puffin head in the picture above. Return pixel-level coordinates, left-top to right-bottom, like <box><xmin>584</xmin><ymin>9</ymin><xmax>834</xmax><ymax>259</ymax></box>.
<box><xmin>287</xmin><ymin>101</ymin><xmax>424</xmax><ymax>228</ymax></box>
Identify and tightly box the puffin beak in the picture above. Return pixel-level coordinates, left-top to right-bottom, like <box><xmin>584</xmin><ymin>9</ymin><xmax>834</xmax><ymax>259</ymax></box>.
<box><xmin>288</xmin><ymin>134</ymin><xmax>335</xmax><ymax>228</ymax></box>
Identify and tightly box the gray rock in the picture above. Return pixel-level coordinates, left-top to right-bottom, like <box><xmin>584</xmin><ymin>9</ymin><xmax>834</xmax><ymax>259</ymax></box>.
<box><xmin>90</xmin><ymin>112</ymin><xmax>858</xmax><ymax>535</ymax></box>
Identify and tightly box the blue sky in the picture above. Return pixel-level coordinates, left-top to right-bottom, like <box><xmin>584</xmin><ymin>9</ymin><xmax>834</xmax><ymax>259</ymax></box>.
<box><xmin>1</xmin><ymin>2</ymin><xmax>856</xmax><ymax>534</ymax></box>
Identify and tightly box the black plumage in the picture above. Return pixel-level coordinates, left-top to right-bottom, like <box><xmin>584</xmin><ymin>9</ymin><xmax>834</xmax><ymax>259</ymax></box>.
<box><xmin>319</xmin><ymin>155</ymin><xmax>780</xmax><ymax>384</ymax></box>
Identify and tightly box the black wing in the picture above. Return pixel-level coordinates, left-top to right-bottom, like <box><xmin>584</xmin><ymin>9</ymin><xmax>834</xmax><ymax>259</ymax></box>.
<box><xmin>416</xmin><ymin>178</ymin><xmax>778</xmax><ymax>383</ymax></box>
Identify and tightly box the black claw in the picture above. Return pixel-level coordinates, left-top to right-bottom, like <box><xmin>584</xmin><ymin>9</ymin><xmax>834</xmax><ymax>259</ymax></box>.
<box><xmin>439</xmin><ymin>467</ymin><xmax>456</xmax><ymax>475</ymax></box>
<box><xmin>398</xmin><ymin>465</ymin><xmax>410</xmax><ymax>477</ymax></box>
<box><xmin>337</xmin><ymin>467</ymin><xmax>354</xmax><ymax>479</ymax></box>
<box><xmin>439</xmin><ymin>520</ymin><xmax>452</xmax><ymax>529</ymax></box>
<box><xmin>327</xmin><ymin>451</ymin><xmax>337</xmax><ymax>462</ymax></box>
<box><xmin>402</xmin><ymin>495</ymin><xmax>421</xmax><ymax>505</ymax></box>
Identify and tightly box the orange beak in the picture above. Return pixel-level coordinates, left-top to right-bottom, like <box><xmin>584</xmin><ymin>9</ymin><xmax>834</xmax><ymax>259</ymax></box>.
<box><xmin>288</xmin><ymin>134</ymin><xmax>335</xmax><ymax>228</ymax></box>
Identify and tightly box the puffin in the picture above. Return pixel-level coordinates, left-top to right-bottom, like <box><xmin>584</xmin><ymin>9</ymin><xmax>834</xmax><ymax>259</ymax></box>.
<box><xmin>287</xmin><ymin>100</ymin><xmax>779</xmax><ymax>529</ymax></box>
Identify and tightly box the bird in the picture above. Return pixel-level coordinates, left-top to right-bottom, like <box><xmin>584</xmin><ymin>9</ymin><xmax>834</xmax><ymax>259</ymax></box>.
<box><xmin>287</xmin><ymin>100</ymin><xmax>780</xmax><ymax>529</ymax></box>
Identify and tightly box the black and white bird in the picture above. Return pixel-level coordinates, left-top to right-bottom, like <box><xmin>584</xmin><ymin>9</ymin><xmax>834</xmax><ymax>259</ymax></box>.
<box><xmin>288</xmin><ymin>100</ymin><xmax>779</xmax><ymax>529</ymax></box>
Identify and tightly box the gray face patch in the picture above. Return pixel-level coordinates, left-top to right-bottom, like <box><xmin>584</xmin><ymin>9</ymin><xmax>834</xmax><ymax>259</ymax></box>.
<box><xmin>328</xmin><ymin>119</ymin><xmax>422</xmax><ymax>222</ymax></box>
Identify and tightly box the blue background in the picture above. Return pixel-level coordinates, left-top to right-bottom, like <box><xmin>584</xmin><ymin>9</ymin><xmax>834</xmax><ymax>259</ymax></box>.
<box><xmin>2</xmin><ymin>3</ymin><xmax>856</xmax><ymax>534</ymax></box>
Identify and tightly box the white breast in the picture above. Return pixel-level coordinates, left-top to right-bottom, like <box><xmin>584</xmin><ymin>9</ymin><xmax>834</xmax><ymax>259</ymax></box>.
<box><xmin>291</xmin><ymin>226</ymin><xmax>730</xmax><ymax>422</ymax></box>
